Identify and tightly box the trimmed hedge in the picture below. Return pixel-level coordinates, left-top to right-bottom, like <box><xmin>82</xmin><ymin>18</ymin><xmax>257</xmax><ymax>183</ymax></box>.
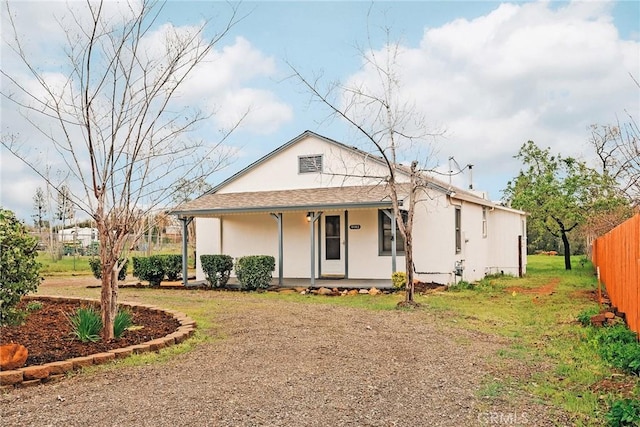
<box><xmin>235</xmin><ymin>255</ymin><xmax>275</xmax><ymax>291</ymax></box>
<box><xmin>200</xmin><ymin>254</ymin><xmax>233</xmax><ymax>288</ymax></box>
<box><xmin>88</xmin><ymin>258</ymin><xmax>128</xmax><ymax>281</ymax></box>
<box><xmin>132</xmin><ymin>255</ymin><xmax>166</xmax><ymax>287</ymax></box>
<box><xmin>161</xmin><ymin>254</ymin><xmax>182</xmax><ymax>281</ymax></box>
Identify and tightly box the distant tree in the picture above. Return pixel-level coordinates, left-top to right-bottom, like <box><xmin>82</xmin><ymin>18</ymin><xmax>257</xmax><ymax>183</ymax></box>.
<box><xmin>32</xmin><ymin>187</ymin><xmax>47</xmax><ymax>234</ymax></box>
<box><xmin>504</xmin><ymin>141</ymin><xmax>627</xmax><ymax>269</ymax></box>
<box><xmin>56</xmin><ymin>184</ymin><xmax>74</xmax><ymax>231</ymax></box>
<box><xmin>172</xmin><ymin>177</ymin><xmax>213</xmax><ymax>252</ymax></box>
<box><xmin>589</xmin><ymin>121</ymin><xmax>639</xmax><ymax>208</ymax></box>
<box><xmin>1</xmin><ymin>0</ymin><xmax>241</xmax><ymax>339</ymax></box>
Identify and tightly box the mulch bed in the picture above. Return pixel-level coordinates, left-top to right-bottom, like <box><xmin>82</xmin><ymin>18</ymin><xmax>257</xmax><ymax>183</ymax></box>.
<box><xmin>0</xmin><ymin>299</ymin><xmax>180</xmax><ymax>367</ymax></box>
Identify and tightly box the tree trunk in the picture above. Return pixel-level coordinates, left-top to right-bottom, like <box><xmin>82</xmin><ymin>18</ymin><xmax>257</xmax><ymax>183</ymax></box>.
<box><xmin>100</xmin><ymin>258</ymin><xmax>115</xmax><ymax>341</ymax></box>
<box><xmin>404</xmin><ymin>232</ymin><xmax>415</xmax><ymax>302</ymax></box>
<box><xmin>561</xmin><ymin>230</ymin><xmax>572</xmax><ymax>270</ymax></box>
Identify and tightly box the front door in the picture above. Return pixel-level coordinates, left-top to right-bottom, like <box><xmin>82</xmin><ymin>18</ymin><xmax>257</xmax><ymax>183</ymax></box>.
<box><xmin>321</xmin><ymin>214</ymin><xmax>344</xmax><ymax>276</ymax></box>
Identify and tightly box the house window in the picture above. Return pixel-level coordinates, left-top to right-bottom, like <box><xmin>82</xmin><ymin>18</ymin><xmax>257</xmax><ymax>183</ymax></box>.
<box><xmin>482</xmin><ymin>207</ymin><xmax>488</xmax><ymax>238</ymax></box>
<box><xmin>379</xmin><ymin>210</ymin><xmax>406</xmax><ymax>255</ymax></box>
<box><xmin>298</xmin><ymin>155</ymin><xmax>323</xmax><ymax>173</ymax></box>
<box><xmin>455</xmin><ymin>206</ymin><xmax>462</xmax><ymax>254</ymax></box>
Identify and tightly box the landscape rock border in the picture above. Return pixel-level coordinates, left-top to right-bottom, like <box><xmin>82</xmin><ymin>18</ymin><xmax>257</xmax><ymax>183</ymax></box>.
<box><xmin>0</xmin><ymin>295</ymin><xmax>196</xmax><ymax>390</ymax></box>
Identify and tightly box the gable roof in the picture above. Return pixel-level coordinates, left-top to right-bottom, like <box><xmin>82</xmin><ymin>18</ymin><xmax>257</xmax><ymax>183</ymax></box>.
<box><xmin>208</xmin><ymin>130</ymin><xmax>375</xmax><ymax>194</ymax></box>
<box><xmin>171</xmin><ymin>130</ymin><xmax>525</xmax><ymax>217</ymax></box>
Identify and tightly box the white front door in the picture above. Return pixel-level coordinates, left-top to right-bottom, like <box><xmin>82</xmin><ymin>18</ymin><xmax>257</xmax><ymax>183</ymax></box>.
<box><xmin>321</xmin><ymin>213</ymin><xmax>344</xmax><ymax>276</ymax></box>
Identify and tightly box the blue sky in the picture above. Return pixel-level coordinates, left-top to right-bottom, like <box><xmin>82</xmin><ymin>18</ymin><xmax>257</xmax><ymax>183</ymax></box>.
<box><xmin>1</xmin><ymin>0</ymin><xmax>639</xmax><ymax>223</ymax></box>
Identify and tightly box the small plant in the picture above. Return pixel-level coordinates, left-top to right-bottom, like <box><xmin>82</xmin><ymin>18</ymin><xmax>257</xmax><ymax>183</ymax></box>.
<box><xmin>577</xmin><ymin>307</ymin><xmax>600</xmax><ymax>326</ymax></box>
<box><xmin>201</xmin><ymin>254</ymin><xmax>233</xmax><ymax>288</ymax></box>
<box><xmin>113</xmin><ymin>308</ymin><xmax>133</xmax><ymax>339</ymax></box>
<box><xmin>88</xmin><ymin>258</ymin><xmax>128</xmax><ymax>281</ymax></box>
<box><xmin>67</xmin><ymin>306</ymin><xmax>102</xmax><ymax>342</ymax></box>
<box><xmin>161</xmin><ymin>254</ymin><xmax>182</xmax><ymax>281</ymax></box>
<box><xmin>591</xmin><ymin>324</ymin><xmax>640</xmax><ymax>375</ymax></box>
<box><xmin>25</xmin><ymin>301</ymin><xmax>43</xmax><ymax>312</ymax></box>
<box><xmin>606</xmin><ymin>398</ymin><xmax>640</xmax><ymax>427</ymax></box>
<box><xmin>448</xmin><ymin>280</ymin><xmax>473</xmax><ymax>292</ymax></box>
<box><xmin>235</xmin><ymin>255</ymin><xmax>275</xmax><ymax>291</ymax></box>
<box><xmin>391</xmin><ymin>271</ymin><xmax>407</xmax><ymax>290</ymax></box>
<box><xmin>132</xmin><ymin>255</ymin><xmax>166</xmax><ymax>287</ymax></box>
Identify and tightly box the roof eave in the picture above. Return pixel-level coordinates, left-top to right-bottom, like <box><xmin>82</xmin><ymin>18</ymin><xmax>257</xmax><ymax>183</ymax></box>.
<box><xmin>171</xmin><ymin>200</ymin><xmax>394</xmax><ymax>217</ymax></box>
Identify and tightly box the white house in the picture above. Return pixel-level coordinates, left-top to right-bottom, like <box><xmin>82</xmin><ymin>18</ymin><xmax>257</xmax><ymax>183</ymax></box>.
<box><xmin>58</xmin><ymin>227</ymin><xmax>98</xmax><ymax>248</ymax></box>
<box><xmin>171</xmin><ymin>131</ymin><xmax>527</xmax><ymax>286</ymax></box>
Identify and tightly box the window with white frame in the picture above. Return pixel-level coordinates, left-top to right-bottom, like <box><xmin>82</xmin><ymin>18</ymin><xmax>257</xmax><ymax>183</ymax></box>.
<box><xmin>298</xmin><ymin>155</ymin><xmax>323</xmax><ymax>173</ymax></box>
<box><xmin>482</xmin><ymin>207</ymin><xmax>488</xmax><ymax>238</ymax></box>
<box><xmin>378</xmin><ymin>210</ymin><xmax>407</xmax><ymax>255</ymax></box>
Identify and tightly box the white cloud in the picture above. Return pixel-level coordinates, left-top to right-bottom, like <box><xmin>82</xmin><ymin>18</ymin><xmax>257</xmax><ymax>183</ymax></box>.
<box><xmin>344</xmin><ymin>1</ymin><xmax>640</xmax><ymax>198</ymax></box>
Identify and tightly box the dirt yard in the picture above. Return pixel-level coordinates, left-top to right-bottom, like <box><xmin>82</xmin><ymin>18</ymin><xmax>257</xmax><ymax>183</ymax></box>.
<box><xmin>0</xmin><ymin>280</ymin><xmax>573</xmax><ymax>426</ymax></box>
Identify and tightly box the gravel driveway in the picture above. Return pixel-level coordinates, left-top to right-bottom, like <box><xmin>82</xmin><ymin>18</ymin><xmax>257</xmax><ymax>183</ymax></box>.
<box><xmin>1</xmin><ymin>295</ymin><xmax>571</xmax><ymax>426</ymax></box>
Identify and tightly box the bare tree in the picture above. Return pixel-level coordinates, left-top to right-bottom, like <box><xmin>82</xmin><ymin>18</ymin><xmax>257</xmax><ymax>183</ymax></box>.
<box><xmin>289</xmin><ymin>29</ymin><xmax>443</xmax><ymax>305</ymax></box>
<box><xmin>1</xmin><ymin>0</ymin><xmax>240</xmax><ymax>339</ymax></box>
<box><xmin>588</xmin><ymin>119</ymin><xmax>640</xmax><ymax>208</ymax></box>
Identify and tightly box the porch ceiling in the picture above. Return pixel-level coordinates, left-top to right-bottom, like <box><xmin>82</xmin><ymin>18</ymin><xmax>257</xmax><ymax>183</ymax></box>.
<box><xmin>171</xmin><ymin>184</ymin><xmax>405</xmax><ymax>217</ymax></box>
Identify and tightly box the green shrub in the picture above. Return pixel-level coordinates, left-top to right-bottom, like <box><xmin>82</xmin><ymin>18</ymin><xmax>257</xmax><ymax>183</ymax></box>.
<box><xmin>0</xmin><ymin>209</ymin><xmax>41</xmax><ymax>326</ymax></box>
<box><xmin>67</xmin><ymin>306</ymin><xmax>102</xmax><ymax>342</ymax></box>
<box><xmin>88</xmin><ymin>258</ymin><xmax>129</xmax><ymax>281</ymax></box>
<box><xmin>201</xmin><ymin>254</ymin><xmax>233</xmax><ymax>288</ymax></box>
<box><xmin>577</xmin><ymin>307</ymin><xmax>600</xmax><ymax>326</ymax></box>
<box><xmin>448</xmin><ymin>280</ymin><xmax>473</xmax><ymax>292</ymax></box>
<box><xmin>391</xmin><ymin>271</ymin><xmax>407</xmax><ymax>290</ymax></box>
<box><xmin>161</xmin><ymin>254</ymin><xmax>182</xmax><ymax>281</ymax></box>
<box><xmin>607</xmin><ymin>398</ymin><xmax>640</xmax><ymax>427</ymax></box>
<box><xmin>591</xmin><ymin>325</ymin><xmax>640</xmax><ymax>375</ymax></box>
<box><xmin>132</xmin><ymin>255</ymin><xmax>165</xmax><ymax>287</ymax></box>
<box><xmin>235</xmin><ymin>255</ymin><xmax>275</xmax><ymax>291</ymax></box>
<box><xmin>114</xmin><ymin>308</ymin><xmax>133</xmax><ymax>339</ymax></box>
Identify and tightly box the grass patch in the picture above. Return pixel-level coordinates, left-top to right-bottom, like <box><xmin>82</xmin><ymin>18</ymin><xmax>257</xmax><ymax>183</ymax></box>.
<box><xmin>38</xmin><ymin>254</ymin><xmax>638</xmax><ymax>425</ymax></box>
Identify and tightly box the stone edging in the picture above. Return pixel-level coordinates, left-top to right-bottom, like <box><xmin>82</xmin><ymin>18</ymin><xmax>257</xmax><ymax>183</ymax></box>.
<box><xmin>0</xmin><ymin>296</ymin><xmax>197</xmax><ymax>390</ymax></box>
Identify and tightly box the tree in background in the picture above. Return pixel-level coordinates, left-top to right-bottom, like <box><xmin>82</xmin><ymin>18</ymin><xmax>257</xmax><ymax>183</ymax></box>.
<box><xmin>172</xmin><ymin>177</ymin><xmax>213</xmax><ymax>255</ymax></box>
<box><xmin>0</xmin><ymin>208</ymin><xmax>41</xmax><ymax>325</ymax></box>
<box><xmin>504</xmin><ymin>141</ymin><xmax>627</xmax><ymax>269</ymax></box>
<box><xmin>32</xmin><ymin>187</ymin><xmax>47</xmax><ymax>236</ymax></box>
<box><xmin>1</xmin><ymin>1</ymin><xmax>240</xmax><ymax>339</ymax></box>
<box><xmin>589</xmin><ymin>121</ymin><xmax>639</xmax><ymax>208</ymax></box>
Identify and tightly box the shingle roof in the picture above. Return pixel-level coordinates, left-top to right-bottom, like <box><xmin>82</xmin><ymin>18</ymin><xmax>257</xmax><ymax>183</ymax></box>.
<box><xmin>171</xmin><ymin>184</ymin><xmax>407</xmax><ymax>216</ymax></box>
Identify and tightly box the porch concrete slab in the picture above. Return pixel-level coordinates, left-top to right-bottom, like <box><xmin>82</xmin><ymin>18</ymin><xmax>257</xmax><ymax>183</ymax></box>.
<box><xmin>186</xmin><ymin>278</ymin><xmax>392</xmax><ymax>289</ymax></box>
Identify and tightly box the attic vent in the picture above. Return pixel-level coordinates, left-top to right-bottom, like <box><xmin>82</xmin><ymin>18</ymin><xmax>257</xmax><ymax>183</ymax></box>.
<box><xmin>299</xmin><ymin>155</ymin><xmax>323</xmax><ymax>173</ymax></box>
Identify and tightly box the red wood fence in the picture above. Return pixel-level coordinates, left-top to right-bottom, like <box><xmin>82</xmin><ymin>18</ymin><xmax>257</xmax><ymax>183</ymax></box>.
<box><xmin>592</xmin><ymin>214</ymin><xmax>640</xmax><ymax>337</ymax></box>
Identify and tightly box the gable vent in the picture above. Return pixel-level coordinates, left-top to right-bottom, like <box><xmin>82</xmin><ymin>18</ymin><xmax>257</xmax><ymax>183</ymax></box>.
<box><xmin>299</xmin><ymin>155</ymin><xmax>323</xmax><ymax>173</ymax></box>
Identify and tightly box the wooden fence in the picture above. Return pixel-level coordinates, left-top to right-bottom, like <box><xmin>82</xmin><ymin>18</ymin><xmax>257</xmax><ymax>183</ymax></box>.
<box><xmin>592</xmin><ymin>214</ymin><xmax>640</xmax><ymax>336</ymax></box>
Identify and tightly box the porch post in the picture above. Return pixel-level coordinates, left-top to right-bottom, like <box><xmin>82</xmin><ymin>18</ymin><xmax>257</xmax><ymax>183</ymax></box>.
<box><xmin>270</xmin><ymin>213</ymin><xmax>283</xmax><ymax>286</ymax></box>
<box><xmin>179</xmin><ymin>216</ymin><xmax>194</xmax><ymax>286</ymax></box>
<box><xmin>382</xmin><ymin>210</ymin><xmax>397</xmax><ymax>273</ymax></box>
<box><xmin>309</xmin><ymin>211</ymin><xmax>322</xmax><ymax>286</ymax></box>
<box><xmin>344</xmin><ymin>210</ymin><xmax>349</xmax><ymax>279</ymax></box>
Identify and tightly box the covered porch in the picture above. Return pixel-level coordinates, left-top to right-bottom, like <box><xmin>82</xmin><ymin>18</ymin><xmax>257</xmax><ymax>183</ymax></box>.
<box><xmin>171</xmin><ymin>185</ymin><xmax>407</xmax><ymax>288</ymax></box>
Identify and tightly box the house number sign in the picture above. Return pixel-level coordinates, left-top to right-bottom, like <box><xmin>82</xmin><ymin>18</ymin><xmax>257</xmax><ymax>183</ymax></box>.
<box><xmin>349</xmin><ymin>224</ymin><xmax>361</xmax><ymax>230</ymax></box>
